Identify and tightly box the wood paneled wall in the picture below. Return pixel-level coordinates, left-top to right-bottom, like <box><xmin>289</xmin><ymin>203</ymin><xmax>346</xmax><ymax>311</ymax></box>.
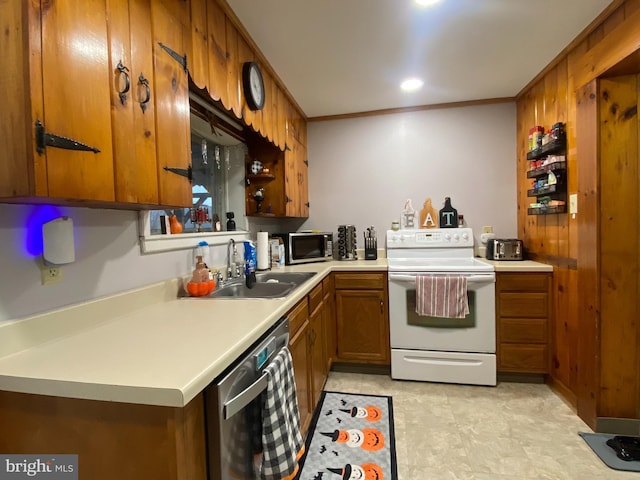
<box><xmin>516</xmin><ymin>0</ymin><xmax>640</xmax><ymax>425</ymax></box>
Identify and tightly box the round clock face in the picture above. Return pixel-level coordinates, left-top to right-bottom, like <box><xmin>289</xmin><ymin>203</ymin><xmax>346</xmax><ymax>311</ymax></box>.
<box><xmin>243</xmin><ymin>62</ymin><xmax>265</xmax><ymax>111</ymax></box>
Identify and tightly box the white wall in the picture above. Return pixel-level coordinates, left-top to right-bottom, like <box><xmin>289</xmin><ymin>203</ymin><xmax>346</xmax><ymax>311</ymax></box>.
<box><xmin>303</xmin><ymin>102</ymin><xmax>518</xmax><ymax>244</ymax></box>
<box><xmin>0</xmin><ymin>102</ymin><xmax>516</xmax><ymax>321</ymax></box>
<box><xmin>0</xmin><ymin>205</ymin><xmax>238</xmax><ymax>322</ymax></box>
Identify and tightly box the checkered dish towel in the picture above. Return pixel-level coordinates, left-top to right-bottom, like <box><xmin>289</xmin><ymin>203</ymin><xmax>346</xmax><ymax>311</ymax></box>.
<box><xmin>415</xmin><ymin>275</ymin><xmax>469</xmax><ymax>318</ymax></box>
<box><xmin>261</xmin><ymin>347</ymin><xmax>305</xmax><ymax>480</ymax></box>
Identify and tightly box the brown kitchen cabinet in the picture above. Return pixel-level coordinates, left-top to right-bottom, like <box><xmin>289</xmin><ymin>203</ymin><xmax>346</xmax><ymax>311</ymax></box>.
<box><xmin>244</xmin><ymin>134</ymin><xmax>309</xmax><ymax>218</ymax></box>
<box><xmin>288</xmin><ymin>299</ymin><xmax>313</xmax><ymax>433</ymax></box>
<box><xmin>334</xmin><ymin>272</ymin><xmax>391</xmax><ymax>365</ymax></box>
<box><xmin>323</xmin><ymin>274</ymin><xmax>337</xmax><ymax>371</ymax></box>
<box><xmin>308</xmin><ymin>283</ymin><xmax>327</xmax><ymax>408</ymax></box>
<box><xmin>0</xmin><ymin>0</ymin><xmax>191</xmax><ymax>208</ymax></box>
<box><xmin>496</xmin><ymin>272</ymin><xmax>552</xmax><ymax>374</ymax></box>
<box><xmin>0</xmin><ymin>390</ymin><xmax>206</xmax><ymax>480</ymax></box>
<box><xmin>287</xmin><ymin>281</ymin><xmax>329</xmax><ymax>435</ymax></box>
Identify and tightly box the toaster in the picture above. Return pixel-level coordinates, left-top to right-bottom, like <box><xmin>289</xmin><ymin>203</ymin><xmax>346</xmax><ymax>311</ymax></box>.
<box><xmin>486</xmin><ymin>239</ymin><xmax>524</xmax><ymax>261</ymax></box>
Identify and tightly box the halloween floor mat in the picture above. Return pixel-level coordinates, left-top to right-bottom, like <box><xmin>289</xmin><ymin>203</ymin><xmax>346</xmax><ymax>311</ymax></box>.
<box><xmin>295</xmin><ymin>391</ymin><xmax>398</xmax><ymax>480</ymax></box>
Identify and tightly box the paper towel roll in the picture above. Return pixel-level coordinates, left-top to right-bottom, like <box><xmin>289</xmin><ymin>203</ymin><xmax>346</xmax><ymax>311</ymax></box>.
<box><xmin>257</xmin><ymin>232</ymin><xmax>270</xmax><ymax>270</ymax></box>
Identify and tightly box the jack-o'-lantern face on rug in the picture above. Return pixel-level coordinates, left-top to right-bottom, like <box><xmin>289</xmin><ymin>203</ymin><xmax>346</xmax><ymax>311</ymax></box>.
<box><xmin>341</xmin><ymin>405</ymin><xmax>383</xmax><ymax>422</ymax></box>
<box><xmin>322</xmin><ymin>428</ymin><xmax>384</xmax><ymax>451</ymax></box>
<box><xmin>327</xmin><ymin>463</ymin><xmax>384</xmax><ymax>480</ymax></box>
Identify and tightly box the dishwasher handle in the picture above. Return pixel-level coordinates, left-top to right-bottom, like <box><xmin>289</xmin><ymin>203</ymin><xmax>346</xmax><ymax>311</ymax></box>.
<box><xmin>223</xmin><ymin>371</ymin><xmax>270</xmax><ymax>420</ymax></box>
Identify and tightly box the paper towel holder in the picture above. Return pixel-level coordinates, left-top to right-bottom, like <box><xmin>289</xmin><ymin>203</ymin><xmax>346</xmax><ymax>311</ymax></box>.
<box><xmin>42</xmin><ymin>216</ymin><xmax>76</xmax><ymax>266</ymax></box>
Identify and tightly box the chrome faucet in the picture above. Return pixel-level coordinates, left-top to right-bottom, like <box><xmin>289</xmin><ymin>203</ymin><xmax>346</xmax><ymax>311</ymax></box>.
<box><xmin>226</xmin><ymin>238</ymin><xmax>237</xmax><ymax>281</ymax></box>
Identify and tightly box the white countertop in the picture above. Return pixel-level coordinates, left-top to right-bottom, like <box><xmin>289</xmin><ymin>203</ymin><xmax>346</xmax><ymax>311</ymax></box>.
<box><xmin>0</xmin><ymin>259</ymin><xmax>387</xmax><ymax>408</ymax></box>
<box><xmin>0</xmin><ymin>255</ymin><xmax>550</xmax><ymax>408</ymax></box>
<box><xmin>478</xmin><ymin>259</ymin><xmax>554</xmax><ymax>272</ymax></box>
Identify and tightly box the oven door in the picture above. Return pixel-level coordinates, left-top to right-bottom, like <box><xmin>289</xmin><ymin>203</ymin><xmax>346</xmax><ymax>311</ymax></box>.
<box><xmin>388</xmin><ymin>272</ymin><xmax>496</xmax><ymax>353</ymax></box>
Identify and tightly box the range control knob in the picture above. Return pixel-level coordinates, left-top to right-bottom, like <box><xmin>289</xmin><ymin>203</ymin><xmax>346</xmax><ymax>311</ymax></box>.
<box><xmin>462</xmin><ymin>232</ymin><xmax>469</xmax><ymax>241</ymax></box>
<box><xmin>453</xmin><ymin>233</ymin><xmax>460</xmax><ymax>241</ymax></box>
<box><xmin>444</xmin><ymin>233</ymin><xmax>451</xmax><ymax>241</ymax></box>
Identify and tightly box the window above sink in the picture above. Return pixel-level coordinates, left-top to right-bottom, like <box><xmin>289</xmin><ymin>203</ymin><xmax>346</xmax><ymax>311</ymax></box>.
<box><xmin>138</xmin><ymin>97</ymin><xmax>250</xmax><ymax>253</ymax></box>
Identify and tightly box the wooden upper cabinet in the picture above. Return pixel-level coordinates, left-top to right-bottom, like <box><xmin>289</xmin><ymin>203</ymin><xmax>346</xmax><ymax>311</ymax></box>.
<box><xmin>40</xmin><ymin>0</ymin><xmax>116</xmax><ymax>202</ymax></box>
<box><xmin>225</xmin><ymin>18</ymin><xmax>242</xmax><ymax>118</ymax></box>
<box><xmin>1</xmin><ymin>0</ymin><xmax>191</xmax><ymax>208</ymax></box>
<box><xmin>277</xmin><ymin>87</ymin><xmax>287</xmax><ymax>151</ymax></box>
<box><xmin>207</xmin><ymin>0</ymin><xmax>227</xmax><ymax>103</ymax></box>
<box><xmin>189</xmin><ymin>0</ymin><xmax>209</xmax><ymax>91</ymax></box>
<box><xmin>108</xmin><ymin>0</ymin><xmax>159</xmax><ymax>205</ymax></box>
<box><xmin>285</xmin><ymin>136</ymin><xmax>309</xmax><ymax>218</ymax></box>
<box><xmin>151</xmin><ymin>0</ymin><xmax>192</xmax><ymax>207</ymax></box>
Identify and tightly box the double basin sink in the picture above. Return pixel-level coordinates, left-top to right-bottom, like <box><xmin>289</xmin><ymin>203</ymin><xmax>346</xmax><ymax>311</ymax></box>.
<box><xmin>206</xmin><ymin>271</ymin><xmax>317</xmax><ymax>299</ymax></box>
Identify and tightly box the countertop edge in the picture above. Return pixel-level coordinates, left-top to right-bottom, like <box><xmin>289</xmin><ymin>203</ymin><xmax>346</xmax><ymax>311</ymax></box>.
<box><xmin>0</xmin><ymin>260</ymin><xmax>386</xmax><ymax>407</ymax></box>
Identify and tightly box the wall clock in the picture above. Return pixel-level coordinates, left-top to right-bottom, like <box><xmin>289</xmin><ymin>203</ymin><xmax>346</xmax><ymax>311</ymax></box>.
<box><xmin>242</xmin><ymin>61</ymin><xmax>265</xmax><ymax>111</ymax></box>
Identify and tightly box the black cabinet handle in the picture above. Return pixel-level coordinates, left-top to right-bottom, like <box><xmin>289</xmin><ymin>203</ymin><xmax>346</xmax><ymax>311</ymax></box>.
<box><xmin>116</xmin><ymin>61</ymin><xmax>130</xmax><ymax>105</ymax></box>
<box><xmin>138</xmin><ymin>73</ymin><xmax>151</xmax><ymax>113</ymax></box>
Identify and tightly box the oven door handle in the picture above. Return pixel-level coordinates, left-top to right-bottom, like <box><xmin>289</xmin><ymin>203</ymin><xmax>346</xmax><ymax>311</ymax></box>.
<box><xmin>389</xmin><ymin>273</ymin><xmax>495</xmax><ymax>284</ymax></box>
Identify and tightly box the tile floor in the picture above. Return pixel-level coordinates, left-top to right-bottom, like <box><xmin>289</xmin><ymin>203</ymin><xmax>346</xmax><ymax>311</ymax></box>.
<box><xmin>323</xmin><ymin>371</ymin><xmax>637</xmax><ymax>479</ymax></box>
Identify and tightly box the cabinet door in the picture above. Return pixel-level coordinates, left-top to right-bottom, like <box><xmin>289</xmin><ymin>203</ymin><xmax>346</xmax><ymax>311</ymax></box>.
<box><xmin>309</xmin><ymin>302</ymin><xmax>327</xmax><ymax>408</ymax></box>
<box><xmin>40</xmin><ymin>0</ymin><xmax>115</xmax><ymax>201</ymax></box>
<box><xmin>323</xmin><ymin>275</ymin><xmax>336</xmax><ymax>371</ymax></box>
<box><xmin>335</xmin><ymin>289</ymin><xmax>390</xmax><ymax>364</ymax></box>
<box><xmin>285</xmin><ymin>137</ymin><xmax>309</xmax><ymax>218</ymax></box>
<box><xmin>207</xmin><ymin>0</ymin><xmax>227</xmax><ymax>103</ymax></box>
<box><xmin>151</xmin><ymin>0</ymin><xmax>191</xmax><ymax>207</ymax></box>
<box><xmin>189</xmin><ymin>0</ymin><xmax>208</xmax><ymax>91</ymax></box>
<box><xmin>108</xmin><ymin>0</ymin><xmax>159</xmax><ymax>205</ymax></box>
<box><xmin>225</xmin><ymin>18</ymin><xmax>242</xmax><ymax>118</ymax></box>
<box><xmin>289</xmin><ymin>322</ymin><xmax>312</xmax><ymax>435</ymax></box>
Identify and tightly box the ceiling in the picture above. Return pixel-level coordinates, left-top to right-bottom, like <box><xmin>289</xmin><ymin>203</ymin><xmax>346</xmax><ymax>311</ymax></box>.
<box><xmin>226</xmin><ymin>0</ymin><xmax>613</xmax><ymax>119</ymax></box>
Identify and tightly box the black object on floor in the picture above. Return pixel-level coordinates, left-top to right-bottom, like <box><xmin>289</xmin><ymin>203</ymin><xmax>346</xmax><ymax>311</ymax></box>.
<box><xmin>295</xmin><ymin>391</ymin><xmax>398</xmax><ymax>480</ymax></box>
<box><xmin>606</xmin><ymin>435</ymin><xmax>640</xmax><ymax>461</ymax></box>
<box><xmin>579</xmin><ymin>432</ymin><xmax>640</xmax><ymax>471</ymax></box>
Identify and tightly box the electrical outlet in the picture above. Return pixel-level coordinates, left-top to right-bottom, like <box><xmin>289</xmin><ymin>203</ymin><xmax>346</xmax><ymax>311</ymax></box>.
<box><xmin>482</xmin><ymin>226</ymin><xmax>493</xmax><ymax>234</ymax></box>
<box><xmin>41</xmin><ymin>265</ymin><xmax>62</xmax><ymax>285</ymax></box>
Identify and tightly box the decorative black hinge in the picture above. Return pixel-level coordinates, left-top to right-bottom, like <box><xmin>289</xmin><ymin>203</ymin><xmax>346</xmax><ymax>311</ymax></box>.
<box><xmin>303</xmin><ymin>159</ymin><xmax>309</xmax><ymax>167</ymax></box>
<box><xmin>158</xmin><ymin>42</ymin><xmax>188</xmax><ymax>72</ymax></box>
<box><xmin>164</xmin><ymin>165</ymin><xmax>192</xmax><ymax>183</ymax></box>
<box><xmin>285</xmin><ymin>144</ymin><xmax>291</xmax><ymax>151</ymax></box>
<box><xmin>305</xmin><ymin>202</ymin><xmax>310</xmax><ymax>208</ymax></box>
<box><xmin>35</xmin><ymin>120</ymin><xmax>100</xmax><ymax>155</ymax></box>
<box><xmin>285</xmin><ymin>196</ymin><xmax>292</xmax><ymax>203</ymax></box>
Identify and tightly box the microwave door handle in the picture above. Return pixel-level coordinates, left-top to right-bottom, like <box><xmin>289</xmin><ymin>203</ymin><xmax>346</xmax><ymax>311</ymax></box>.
<box><xmin>223</xmin><ymin>372</ymin><xmax>269</xmax><ymax>420</ymax></box>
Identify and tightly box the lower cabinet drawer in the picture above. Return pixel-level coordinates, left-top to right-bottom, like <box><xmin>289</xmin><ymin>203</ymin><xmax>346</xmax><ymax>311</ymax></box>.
<box><xmin>500</xmin><ymin>318</ymin><xmax>547</xmax><ymax>344</ymax></box>
<box><xmin>499</xmin><ymin>293</ymin><xmax>548</xmax><ymax>318</ymax></box>
<box><xmin>334</xmin><ymin>272</ymin><xmax>386</xmax><ymax>290</ymax></box>
<box><xmin>499</xmin><ymin>345</ymin><xmax>547</xmax><ymax>373</ymax></box>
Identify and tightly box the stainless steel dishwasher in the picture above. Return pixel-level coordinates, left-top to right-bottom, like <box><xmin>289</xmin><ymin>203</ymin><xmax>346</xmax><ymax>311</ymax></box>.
<box><xmin>205</xmin><ymin>316</ymin><xmax>290</xmax><ymax>480</ymax></box>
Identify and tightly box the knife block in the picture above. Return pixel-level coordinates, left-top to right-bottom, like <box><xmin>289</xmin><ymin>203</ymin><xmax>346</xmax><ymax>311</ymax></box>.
<box><xmin>364</xmin><ymin>237</ymin><xmax>377</xmax><ymax>260</ymax></box>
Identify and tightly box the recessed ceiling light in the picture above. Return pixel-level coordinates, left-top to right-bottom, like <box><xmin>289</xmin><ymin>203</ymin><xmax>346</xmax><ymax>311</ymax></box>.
<box><xmin>401</xmin><ymin>78</ymin><xmax>424</xmax><ymax>92</ymax></box>
<box><xmin>415</xmin><ymin>0</ymin><xmax>441</xmax><ymax>6</ymax></box>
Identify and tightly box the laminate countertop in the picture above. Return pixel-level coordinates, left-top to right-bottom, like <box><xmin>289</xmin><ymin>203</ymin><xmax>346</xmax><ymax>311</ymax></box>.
<box><xmin>0</xmin><ymin>255</ymin><xmax>552</xmax><ymax>408</ymax></box>
<box><xmin>478</xmin><ymin>259</ymin><xmax>554</xmax><ymax>272</ymax></box>
<box><xmin>0</xmin><ymin>259</ymin><xmax>387</xmax><ymax>408</ymax></box>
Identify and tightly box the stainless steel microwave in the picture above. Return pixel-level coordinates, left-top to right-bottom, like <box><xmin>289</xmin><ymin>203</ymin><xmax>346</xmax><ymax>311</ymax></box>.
<box><xmin>275</xmin><ymin>232</ymin><xmax>333</xmax><ymax>265</ymax></box>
